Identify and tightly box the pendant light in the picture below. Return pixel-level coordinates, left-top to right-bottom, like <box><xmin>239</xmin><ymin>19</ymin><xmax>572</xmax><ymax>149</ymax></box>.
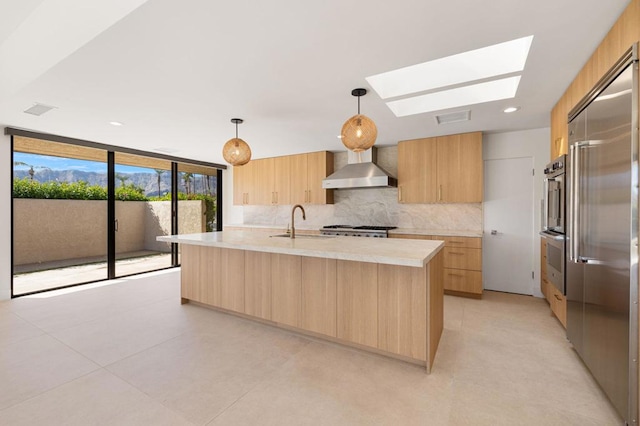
<box><xmin>222</xmin><ymin>118</ymin><xmax>251</xmax><ymax>166</ymax></box>
<box><xmin>340</xmin><ymin>88</ymin><xmax>377</xmax><ymax>153</ymax></box>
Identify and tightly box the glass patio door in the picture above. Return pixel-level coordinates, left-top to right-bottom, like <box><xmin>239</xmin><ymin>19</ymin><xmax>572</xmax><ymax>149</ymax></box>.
<box><xmin>114</xmin><ymin>153</ymin><xmax>173</xmax><ymax>277</ymax></box>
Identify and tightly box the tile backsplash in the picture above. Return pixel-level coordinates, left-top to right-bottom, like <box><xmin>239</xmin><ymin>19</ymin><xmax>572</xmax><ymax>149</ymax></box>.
<box><xmin>239</xmin><ymin>147</ymin><xmax>482</xmax><ymax>231</ymax></box>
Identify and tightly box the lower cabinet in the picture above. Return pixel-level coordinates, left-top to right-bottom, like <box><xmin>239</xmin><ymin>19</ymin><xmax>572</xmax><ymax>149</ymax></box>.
<box><xmin>244</xmin><ymin>251</ymin><xmax>272</xmax><ymax>320</ymax></box>
<box><xmin>218</xmin><ymin>249</ymin><xmax>245</xmax><ymax>312</ymax></box>
<box><xmin>301</xmin><ymin>257</ymin><xmax>337</xmax><ymax>337</ymax></box>
<box><xmin>336</xmin><ymin>260</ymin><xmax>378</xmax><ymax>348</ymax></box>
<box><xmin>378</xmin><ymin>263</ymin><xmax>427</xmax><ymax>360</ymax></box>
<box><xmin>391</xmin><ymin>234</ymin><xmax>483</xmax><ymax>297</ymax></box>
<box><xmin>272</xmin><ymin>254</ymin><xmax>302</xmax><ymax>328</ymax></box>
<box><xmin>180</xmin><ymin>246</ymin><xmax>444</xmax><ymax>369</ymax></box>
<box><xmin>540</xmin><ymin>237</ymin><xmax>566</xmax><ymax>327</ymax></box>
<box><xmin>181</xmin><ymin>245</ymin><xmax>244</xmax><ymax>310</ymax></box>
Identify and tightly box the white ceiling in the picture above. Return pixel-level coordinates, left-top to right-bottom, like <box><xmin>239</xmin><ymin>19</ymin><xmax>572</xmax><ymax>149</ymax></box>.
<box><xmin>0</xmin><ymin>0</ymin><xmax>631</xmax><ymax>165</ymax></box>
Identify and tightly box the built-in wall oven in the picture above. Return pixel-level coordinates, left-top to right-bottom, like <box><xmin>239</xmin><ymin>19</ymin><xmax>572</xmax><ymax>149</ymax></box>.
<box><xmin>540</xmin><ymin>155</ymin><xmax>567</xmax><ymax>294</ymax></box>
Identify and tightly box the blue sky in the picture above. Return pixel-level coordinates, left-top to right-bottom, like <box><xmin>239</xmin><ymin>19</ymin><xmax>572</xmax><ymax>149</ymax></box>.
<box><xmin>14</xmin><ymin>152</ymin><xmax>155</xmax><ymax>174</ymax></box>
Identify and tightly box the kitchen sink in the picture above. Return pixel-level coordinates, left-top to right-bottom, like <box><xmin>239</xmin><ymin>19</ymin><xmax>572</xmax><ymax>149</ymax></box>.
<box><xmin>269</xmin><ymin>233</ymin><xmax>332</xmax><ymax>239</ymax></box>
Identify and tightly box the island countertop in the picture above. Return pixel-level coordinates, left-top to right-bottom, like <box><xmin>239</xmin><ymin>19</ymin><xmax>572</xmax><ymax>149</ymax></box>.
<box><xmin>158</xmin><ymin>230</ymin><xmax>443</xmax><ymax>267</ymax></box>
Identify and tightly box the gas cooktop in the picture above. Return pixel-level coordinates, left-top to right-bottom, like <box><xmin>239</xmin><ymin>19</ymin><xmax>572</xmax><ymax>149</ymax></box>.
<box><xmin>320</xmin><ymin>225</ymin><xmax>397</xmax><ymax>238</ymax></box>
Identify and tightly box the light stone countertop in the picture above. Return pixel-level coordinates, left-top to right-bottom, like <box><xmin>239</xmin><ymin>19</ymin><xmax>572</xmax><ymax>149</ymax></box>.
<box><xmin>158</xmin><ymin>230</ymin><xmax>444</xmax><ymax>268</ymax></box>
<box><xmin>226</xmin><ymin>224</ymin><xmax>483</xmax><ymax>238</ymax></box>
<box><xmin>389</xmin><ymin>228</ymin><xmax>483</xmax><ymax>238</ymax></box>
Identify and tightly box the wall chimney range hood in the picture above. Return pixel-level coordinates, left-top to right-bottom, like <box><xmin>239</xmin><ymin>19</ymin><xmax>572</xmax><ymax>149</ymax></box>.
<box><xmin>322</xmin><ymin>147</ymin><xmax>397</xmax><ymax>189</ymax></box>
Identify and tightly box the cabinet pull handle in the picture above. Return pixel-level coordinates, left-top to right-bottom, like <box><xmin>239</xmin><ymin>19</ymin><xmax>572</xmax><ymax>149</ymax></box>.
<box><xmin>448</xmin><ymin>273</ymin><xmax>464</xmax><ymax>277</ymax></box>
<box><xmin>399</xmin><ymin>186</ymin><xmax>402</xmax><ymax>201</ymax></box>
<box><xmin>307</xmin><ymin>190</ymin><xmax>311</xmax><ymax>203</ymax></box>
<box><xmin>439</xmin><ymin>185</ymin><xmax>442</xmax><ymax>201</ymax></box>
<box><xmin>304</xmin><ymin>190</ymin><xmax>307</xmax><ymax>202</ymax></box>
<box><xmin>448</xmin><ymin>241</ymin><xmax>464</xmax><ymax>244</ymax></box>
<box><xmin>276</xmin><ymin>192</ymin><xmax>278</xmax><ymax>204</ymax></box>
<box><xmin>554</xmin><ymin>294</ymin><xmax>562</xmax><ymax>301</ymax></box>
<box><xmin>449</xmin><ymin>252</ymin><xmax>465</xmax><ymax>255</ymax></box>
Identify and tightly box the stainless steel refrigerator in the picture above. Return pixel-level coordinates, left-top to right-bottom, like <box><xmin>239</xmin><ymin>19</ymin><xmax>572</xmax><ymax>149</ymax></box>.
<box><xmin>566</xmin><ymin>46</ymin><xmax>639</xmax><ymax>425</ymax></box>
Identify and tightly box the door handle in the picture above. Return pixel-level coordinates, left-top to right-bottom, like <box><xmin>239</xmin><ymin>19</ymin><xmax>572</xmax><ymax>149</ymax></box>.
<box><xmin>114</xmin><ymin>219</ymin><xmax>118</xmax><ymax>232</ymax></box>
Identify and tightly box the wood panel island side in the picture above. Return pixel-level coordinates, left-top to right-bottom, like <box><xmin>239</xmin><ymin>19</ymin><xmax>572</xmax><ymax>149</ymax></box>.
<box><xmin>158</xmin><ymin>230</ymin><xmax>445</xmax><ymax>372</ymax></box>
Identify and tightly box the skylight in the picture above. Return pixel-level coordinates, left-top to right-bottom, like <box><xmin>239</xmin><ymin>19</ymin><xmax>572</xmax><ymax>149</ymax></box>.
<box><xmin>386</xmin><ymin>76</ymin><xmax>521</xmax><ymax>117</ymax></box>
<box><xmin>366</xmin><ymin>35</ymin><xmax>533</xmax><ymax>99</ymax></box>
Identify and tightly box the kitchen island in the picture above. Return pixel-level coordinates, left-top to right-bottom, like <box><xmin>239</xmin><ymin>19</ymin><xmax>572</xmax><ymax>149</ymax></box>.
<box><xmin>158</xmin><ymin>230</ymin><xmax>444</xmax><ymax>372</ymax></box>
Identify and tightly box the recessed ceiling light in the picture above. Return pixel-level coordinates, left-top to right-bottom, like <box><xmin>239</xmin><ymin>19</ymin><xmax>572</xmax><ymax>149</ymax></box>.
<box><xmin>386</xmin><ymin>76</ymin><xmax>521</xmax><ymax>117</ymax></box>
<box><xmin>366</xmin><ymin>35</ymin><xmax>533</xmax><ymax>99</ymax></box>
<box><xmin>503</xmin><ymin>107</ymin><xmax>520</xmax><ymax>113</ymax></box>
<box><xmin>109</xmin><ymin>121</ymin><xmax>123</xmax><ymax>126</ymax></box>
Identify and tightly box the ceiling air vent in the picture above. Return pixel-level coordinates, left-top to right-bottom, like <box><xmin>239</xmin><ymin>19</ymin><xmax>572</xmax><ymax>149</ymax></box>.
<box><xmin>434</xmin><ymin>110</ymin><xmax>471</xmax><ymax>125</ymax></box>
<box><xmin>24</xmin><ymin>103</ymin><xmax>56</xmax><ymax>116</ymax></box>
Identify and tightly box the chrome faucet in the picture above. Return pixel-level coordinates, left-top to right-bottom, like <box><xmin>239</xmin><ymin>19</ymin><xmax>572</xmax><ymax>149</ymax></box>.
<box><xmin>290</xmin><ymin>204</ymin><xmax>306</xmax><ymax>239</ymax></box>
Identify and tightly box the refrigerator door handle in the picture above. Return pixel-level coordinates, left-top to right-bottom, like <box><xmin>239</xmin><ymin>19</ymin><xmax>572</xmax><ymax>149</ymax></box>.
<box><xmin>569</xmin><ymin>143</ymin><xmax>579</xmax><ymax>263</ymax></box>
<box><xmin>570</xmin><ymin>141</ymin><xmax>590</xmax><ymax>263</ymax></box>
<box><xmin>577</xmin><ymin>256</ymin><xmax>606</xmax><ymax>265</ymax></box>
<box><xmin>543</xmin><ymin>178</ymin><xmax>549</xmax><ymax>231</ymax></box>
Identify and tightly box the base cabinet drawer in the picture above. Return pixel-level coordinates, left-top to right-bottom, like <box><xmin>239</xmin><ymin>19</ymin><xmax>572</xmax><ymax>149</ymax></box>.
<box><xmin>443</xmin><ymin>247</ymin><xmax>481</xmax><ymax>270</ymax></box>
<box><xmin>549</xmin><ymin>286</ymin><xmax>566</xmax><ymax>327</ymax></box>
<box><xmin>443</xmin><ymin>269</ymin><xmax>482</xmax><ymax>295</ymax></box>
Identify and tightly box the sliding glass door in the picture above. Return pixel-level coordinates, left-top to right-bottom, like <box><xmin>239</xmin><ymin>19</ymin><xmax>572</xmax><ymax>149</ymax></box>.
<box><xmin>10</xmin><ymin>134</ymin><xmax>223</xmax><ymax>297</ymax></box>
<box><xmin>12</xmin><ymin>140</ymin><xmax>108</xmax><ymax>295</ymax></box>
<box><xmin>114</xmin><ymin>153</ymin><xmax>173</xmax><ymax>277</ymax></box>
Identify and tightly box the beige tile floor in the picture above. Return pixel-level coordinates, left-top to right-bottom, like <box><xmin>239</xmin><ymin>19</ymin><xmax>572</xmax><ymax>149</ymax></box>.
<box><xmin>0</xmin><ymin>269</ymin><xmax>623</xmax><ymax>425</ymax></box>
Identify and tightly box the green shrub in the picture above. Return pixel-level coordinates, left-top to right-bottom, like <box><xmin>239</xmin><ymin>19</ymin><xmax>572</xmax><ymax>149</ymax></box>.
<box><xmin>14</xmin><ymin>178</ymin><xmax>217</xmax><ymax>230</ymax></box>
<box><xmin>13</xmin><ymin>178</ymin><xmax>107</xmax><ymax>200</ymax></box>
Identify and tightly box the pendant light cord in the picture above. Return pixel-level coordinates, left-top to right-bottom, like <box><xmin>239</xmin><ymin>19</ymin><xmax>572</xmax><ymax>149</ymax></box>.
<box><xmin>235</xmin><ymin>121</ymin><xmax>238</xmax><ymax>138</ymax></box>
<box><xmin>357</xmin><ymin>95</ymin><xmax>361</xmax><ymax>115</ymax></box>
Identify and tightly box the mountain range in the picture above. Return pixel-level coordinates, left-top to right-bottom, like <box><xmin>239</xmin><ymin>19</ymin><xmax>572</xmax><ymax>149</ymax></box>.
<box><xmin>14</xmin><ymin>169</ymin><xmax>216</xmax><ymax>197</ymax></box>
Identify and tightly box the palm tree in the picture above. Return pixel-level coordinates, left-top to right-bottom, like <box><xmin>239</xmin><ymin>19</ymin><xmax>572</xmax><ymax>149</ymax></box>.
<box><xmin>182</xmin><ymin>172</ymin><xmax>193</xmax><ymax>195</ymax></box>
<box><xmin>154</xmin><ymin>169</ymin><xmax>165</xmax><ymax>196</ymax></box>
<box><xmin>14</xmin><ymin>161</ymin><xmax>49</xmax><ymax>181</ymax></box>
<box><xmin>115</xmin><ymin>173</ymin><xmax>129</xmax><ymax>188</ymax></box>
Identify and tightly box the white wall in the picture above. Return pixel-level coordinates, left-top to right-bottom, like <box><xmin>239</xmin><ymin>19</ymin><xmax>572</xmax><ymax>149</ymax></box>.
<box><xmin>1</xmin><ymin>129</ymin><xmax>11</xmax><ymax>300</ymax></box>
<box><xmin>483</xmin><ymin>127</ymin><xmax>551</xmax><ymax>298</ymax></box>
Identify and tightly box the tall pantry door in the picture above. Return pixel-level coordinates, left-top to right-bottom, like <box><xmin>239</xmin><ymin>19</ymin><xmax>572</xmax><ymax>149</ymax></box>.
<box><xmin>483</xmin><ymin>156</ymin><xmax>535</xmax><ymax>294</ymax></box>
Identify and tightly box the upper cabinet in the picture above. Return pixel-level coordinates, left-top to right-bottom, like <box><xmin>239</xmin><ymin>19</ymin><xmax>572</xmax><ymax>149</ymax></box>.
<box><xmin>234</xmin><ymin>151</ymin><xmax>333</xmax><ymax>206</ymax></box>
<box><xmin>550</xmin><ymin>0</ymin><xmax>640</xmax><ymax>158</ymax></box>
<box><xmin>398</xmin><ymin>132</ymin><xmax>483</xmax><ymax>204</ymax></box>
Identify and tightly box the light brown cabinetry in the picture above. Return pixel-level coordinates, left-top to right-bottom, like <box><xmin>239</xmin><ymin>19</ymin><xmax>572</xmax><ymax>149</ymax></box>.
<box><xmin>378</xmin><ymin>263</ymin><xmax>427</xmax><ymax>360</ymax></box>
<box><xmin>301</xmin><ymin>257</ymin><xmax>337</xmax><ymax>337</ymax></box>
<box><xmin>233</xmin><ymin>161</ymin><xmax>255</xmax><ymax>205</ymax></box>
<box><xmin>398</xmin><ymin>132</ymin><xmax>483</xmax><ymax>204</ymax></box>
<box><xmin>442</xmin><ymin>236</ymin><xmax>482</xmax><ymax>297</ymax></box>
<box><xmin>244</xmin><ymin>251</ymin><xmax>272</xmax><ymax>320</ymax></box>
<box><xmin>181</xmin><ymin>246</ymin><xmax>245</xmax><ymax>313</ymax></box>
<box><xmin>336</xmin><ymin>260</ymin><xmax>378</xmax><ymax>348</ymax></box>
<box><xmin>271</xmin><ymin>254</ymin><xmax>302</xmax><ymax>327</ymax></box>
<box><xmin>550</xmin><ymin>0</ymin><xmax>640</xmax><ymax>160</ymax></box>
<box><xmin>540</xmin><ymin>237</ymin><xmax>566</xmax><ymax>327</ymax></box>
<box><xmin>397</xmin><ymin>137</ymin><xmax>437</xmax><ymax>203</ymax></box>
<box><xmin>390</xmin><ymin>234</ymin><xmax>482</xmax><ymax>297</ymax></box>
<box><xmin>234</xmin><ymin>151</ymin><xmax>333</xmax><ymax>206</ymax></box>
<box><xmin>180</xmin><ymin>245</ymin><xmax>445</xmax><ymax>371</ymax></box>
<box><xmin>218</xmin><ymin>249</ymin><xmax>245</xmax><ymax>313</ymax></box>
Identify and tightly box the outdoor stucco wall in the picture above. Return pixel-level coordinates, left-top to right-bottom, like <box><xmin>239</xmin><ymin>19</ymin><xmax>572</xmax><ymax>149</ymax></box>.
<box><xmin>14</xmin><ymin>199</ymin><xmax>204</xmax><ymax>266</ymax></box>
<box><xmin>145</xmin><ymin>200</ymin><xmax>205</xmax><ymax>251</ymax></box>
